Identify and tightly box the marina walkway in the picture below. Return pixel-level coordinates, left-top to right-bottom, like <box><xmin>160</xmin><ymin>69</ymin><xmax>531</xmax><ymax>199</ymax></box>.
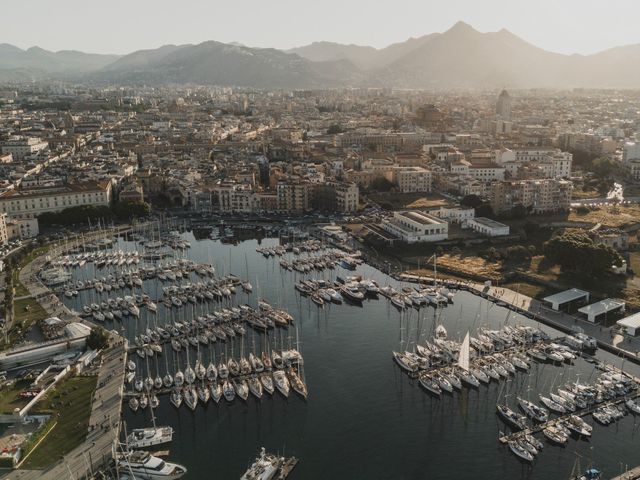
<box><xmin>4</xmin><ymin>227</ymin><xmax>131</xmax><ymax>478</ymax></box>
<box><xmin>398</xmin><ymin>273</ymin><xmax>640</xmax><ymax>364</ymax></box>
<box><xmin>6</xmin><ymin>336</ymin><xmax>126</xmax><ymax>479</ymax></box>
<box><xmin>611</xmin><ymin>465</ymin><xmax>640</xmax><ymax>480</ymax></box>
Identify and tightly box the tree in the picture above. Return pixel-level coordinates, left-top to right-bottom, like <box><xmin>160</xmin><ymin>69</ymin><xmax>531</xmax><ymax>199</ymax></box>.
<box><xmin>369</xmin><ymin>177</ymin><xmax>394</xmax><ymax>192</ymax></box>
<box><xmin>543</xmin><ymin>231</ymin><xmax>623</xmax><ymax>275</ymax></box>
<box><xmin>327</xmin><ymin>124</ymin><xmax>344</xmax><ymax>135</ymax></box>
<box><xmin>509</xmin><ymin>204</ymin><xmax>528</xmax><ymax>219</ymax></box>
<box><xmin>461</xmin><ymin>194</ymin><xmax>483</xmax><ymax>209</ymax></box>
<box><xmin>475</xmin><ymin>203</ymin><xmax>494</xmax><ymax>218</ymax></box>
<box><xmin>86</xmin><ymin>327</ymin><xmax>109</xmax><ymax>351</ymax></box>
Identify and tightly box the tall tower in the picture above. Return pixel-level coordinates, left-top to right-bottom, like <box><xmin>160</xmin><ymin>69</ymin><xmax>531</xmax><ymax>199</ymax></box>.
<box><xmin>496</xmin><ymin>89</ymin><xmax>511</xmax><ymax>121</ymax></box>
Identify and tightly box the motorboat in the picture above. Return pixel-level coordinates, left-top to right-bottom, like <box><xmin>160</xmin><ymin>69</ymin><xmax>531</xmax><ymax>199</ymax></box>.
<box><xmin>117</xmin><ymin>450</ymin><xmax>187</xmax><ymax>479</ymax></box>
<box><xmin>127</xmin><ymin>427</ymin><xmax>174</xmax><ymax>449</ymax></box>
<box><xmin>240</xmin><ymin>448</ymin><xmax>283</xmax><ymax>480</ymax></box>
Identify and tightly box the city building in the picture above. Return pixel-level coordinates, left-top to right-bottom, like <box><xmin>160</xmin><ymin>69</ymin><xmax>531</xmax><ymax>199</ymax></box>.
<box><xmin>0</xmin><ymin>181</ymin><xmax>112</xmax><ymax>219</ymax></box>
<box><xmin>496</xmin><ymin>89</ymin><xmax>512</xmax><ymax>120</ymax></box>
<box><xmin>490</xmin><ymin>179</ymin><xmax>572</xmax><ymax>215</ymax></box>
<box><xmin>467</xmin><ymin>217</ymin><xmax>510</xmax><ymax>236</ymax></box>
<box><xmin>381</xmin><ymin>211</ymin><xmax>448</xmax><ymax>243</ymax></box>
<box><xmin>385</xmin><ymin>166</ymin><xmax>432</xmax><ymax>193</ymax></box>
<box><xmin>1</xmin><ymin>137</ymin><xmax>49</xmax><ymax>160</ymax></box>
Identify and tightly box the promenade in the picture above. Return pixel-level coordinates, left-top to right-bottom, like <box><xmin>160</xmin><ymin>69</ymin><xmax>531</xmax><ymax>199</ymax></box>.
<box><xmin>3</xmin><ymin>227</ymin><xmax>132</xmax><ymax>478</ymax></box>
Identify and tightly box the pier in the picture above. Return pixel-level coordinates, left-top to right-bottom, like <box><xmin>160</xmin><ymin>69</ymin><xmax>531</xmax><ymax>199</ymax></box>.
<box><xmin>611</xmin><ymin>465</ymin><xmax>640</xmax><ymax>480</ymax></box>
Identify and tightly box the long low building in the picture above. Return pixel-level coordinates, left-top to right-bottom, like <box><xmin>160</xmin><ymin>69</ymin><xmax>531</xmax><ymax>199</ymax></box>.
<box><xmin>617</xmin><ymin>312</ymin><xmax>640</xmax><ymax>336</ymax></box>
<box><xmin>543</xmin><ymin>288</ymin><xmax>590</xmax><ymax>311</ymax></box>
<box><xmin>380</xmin><ymin>210</ymin><xmax>448</xmax><ymax>243</ymax></box>
<box><xmin>467</xmin><ymin>217</ymin><xmax>510</xmax><ymax>236</ymax></box>
<box><xmin>0</xmin><ymin>181</ymin><xmax>112</xmax><ymax>219</ymax></box>
<box><xmin>0</xmin><ymin>323</ymin><xmax>91</xmax><ymax>370</ymax></box>
<box><xmin>578</xmin><ymin>298</ymin><xmax>625</xmax><ymax>323</ymax></box>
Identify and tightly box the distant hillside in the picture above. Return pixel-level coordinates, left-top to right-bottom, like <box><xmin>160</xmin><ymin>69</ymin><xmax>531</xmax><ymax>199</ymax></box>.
<box><xmin>4</xmin><ymin>23</ymin><xmax>640</xmax><ymax>88</ymax></box>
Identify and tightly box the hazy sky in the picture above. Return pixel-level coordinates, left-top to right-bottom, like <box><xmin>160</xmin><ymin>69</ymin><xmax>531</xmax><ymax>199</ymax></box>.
<box><xmin>4</xmin><ymin>0</ymin><xmax>639</xmax><ymax>55</ymax></box>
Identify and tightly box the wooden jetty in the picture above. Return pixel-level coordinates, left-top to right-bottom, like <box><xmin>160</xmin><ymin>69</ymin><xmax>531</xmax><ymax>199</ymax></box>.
<box><xmin>611</xmin><ymin>465</ymin><xmax>640</xmax><ymax>480</ymax></box>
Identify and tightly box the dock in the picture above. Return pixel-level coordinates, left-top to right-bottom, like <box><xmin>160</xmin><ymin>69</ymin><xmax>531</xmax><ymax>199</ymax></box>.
<box><xmin>611</xmin><ymin>465</ymin><xmax>640</xmax><ymax>480</ymax></box>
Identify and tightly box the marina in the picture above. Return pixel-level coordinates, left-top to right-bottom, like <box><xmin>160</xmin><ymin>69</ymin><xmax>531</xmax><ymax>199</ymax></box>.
<box><xmin>47</xmin><ymin>229</ymin><xmax>640</xmax><ymax>479</ymax></box>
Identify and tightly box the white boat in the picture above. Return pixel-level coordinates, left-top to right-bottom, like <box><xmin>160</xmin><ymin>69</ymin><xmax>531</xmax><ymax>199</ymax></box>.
<box><xmin>508</xmin><ymin>440</ymin><xmax>534</xmax><ymax>462</ymax></box>
<box><xmin>127</xmin><ymin>427</ymin><xmax>174</xmax><ymax>448</ymax></box>
<box><xmin>626</xmin><ymin>398</ymin><xmax>640</xmax><ymax>414</ymax></box>
<box><xmin>240</xmin><ymin>448</ymin><xmax>284</xmax><ymax>480</ymax></box>
<box><xmin>117</xmin><ymin>450</ymin><xmax>187</xmax><ymax>479</ymax></box>
<box><xmin>273</xmin><ymin>370</ymin><xmax>290</xmax><ymax>397</ymax></box>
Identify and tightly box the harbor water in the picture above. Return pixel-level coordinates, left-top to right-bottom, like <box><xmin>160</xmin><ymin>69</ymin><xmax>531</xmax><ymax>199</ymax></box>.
<box><xmin>62</xmin><ymin>232</ymin><xmax>640</xmax><ymax>479</ymax></box>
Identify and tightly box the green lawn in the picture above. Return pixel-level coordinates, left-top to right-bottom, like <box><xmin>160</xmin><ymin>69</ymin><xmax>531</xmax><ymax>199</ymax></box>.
<box><xmin>21</xmin><ymin>376</ymin><xmax>97</xmax><ymax>470</ymax></box>
<box><xmin>0</xmin><ymin>380</ymin><xmax>33</xmax><ymax>414</ymax></box>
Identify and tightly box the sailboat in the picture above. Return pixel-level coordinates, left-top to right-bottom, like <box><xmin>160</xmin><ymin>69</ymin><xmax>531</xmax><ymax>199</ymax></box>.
<box><xmin>456</xmin><ymin>331</ymin><xmax>480</xmax><ymax>387</ymax></box>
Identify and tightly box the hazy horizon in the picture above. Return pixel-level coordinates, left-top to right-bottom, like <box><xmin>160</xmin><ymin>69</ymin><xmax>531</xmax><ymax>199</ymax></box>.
<box><xmin>3</xmin><ymin>0</ymin><xmax>640</xmax><ymax>56</ymax></box>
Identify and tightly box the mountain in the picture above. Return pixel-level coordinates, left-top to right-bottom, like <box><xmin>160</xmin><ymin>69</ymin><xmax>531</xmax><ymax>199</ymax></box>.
<box><xmin>287</xmin><ymin>42</ymin><xmax>379</xmax><ymax>69</ymax></box>
<box><xmin>98</xmin><ymin>41</ymin><xmax>362</xmax><ymax>88</ymax></box>
<box><xmin>289</xmin><ymin>33</ymin><xmax>440</xmax><ymax>70</ymax></box>
<box><xmin>4</xmin><ymin>23</ymin><xmax>640</xmax><ymax>88</ymax></box>
<box><xmin>0</xmin><ymin>44</ymin><xmax>120</xmax><ymax>74</ymax></box>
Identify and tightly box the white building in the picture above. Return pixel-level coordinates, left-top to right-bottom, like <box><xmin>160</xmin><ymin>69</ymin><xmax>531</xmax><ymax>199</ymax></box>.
<box><xmin>467</xmin><ymin>217</ymin><xmax>510</xmax><ymax>236</ymax></box>
<box><xmin>0</xmin><ymin>213</ymin><xmax>7</xmax><ymax>246</ymax></box>
<box><xmin>1</xmin><ymin>137</ymin><xmax>49</xmax><ymax>160</ymax></box>
<box><xmin>381</xmin><ymin>211</ymin><xmax>448</xmax><ymax>243</ymax></box>
<box><xmin>433</xmin><ymin>207</ymin><xmax>475</xmax><ymax>226</ymax></box>
<box><xmin>0</xmin><ymin>181</ymin><xmax>112</xmax><ymax>219</ymax></box>
<box><xmin>385</xmin><ymin>167</ymin><xmax>432</xmax><ymax>193</ymax></box>
<box><xmin>6</xmin><ymin>217</ymin><xmax>39</xmax><ymax>239</ymax></box>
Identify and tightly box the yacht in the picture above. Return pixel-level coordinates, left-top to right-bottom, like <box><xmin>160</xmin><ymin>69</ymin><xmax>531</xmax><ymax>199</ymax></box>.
<box><xmin>273</xmin><ymin>370</ymin><xmax>290</xmax><ymax>397</ymax></box>
<box><xmin>518</xmin><ymin>397</ymin><xmax>549</xmax><ymax>422</ymax></box>
<box><xmin>496</xmin><ymin>404</ymin><xmax>527</xmax><ymax>430</ymax></box>
<box><xmin>223</xmin><ymin>380</ymin><xmax>236</xmax><ymax>402</ymax></box>
<box><xmin>392</xmin><ymin>351</ymin><xmax>418</xmax><ymax>373</ymax></box>
<box><xmin>240</xmin><ymin>448</ymin><xmax>284</xmax><ymax>480</ymax></box>
<box><xmin>117</xmin><ymin>450</ymin><xmax>187</xmax><ymax>480</ymax></box>
<box><xmin>287</xmin><ymin>369</ymin><xmax>308</xmax><ymax>399</ymax></box>
<box><xmin>170</xmin><ymin>389</ymin><xmax>182</xmax><ymax>409</ymax></box>
<box><xmin>210</xmin><ymin>382</ymin><xmax>223</xmax><ymax>403</ymax></box>
<box><xmin>260</xmin><ymin>373</ymin><xmax>275</xmax><ymax>395</ymax></box>
<box><xmin>233</xmin><ymin>378</ymin><xmax>250</xmax><ymax>401</ymax></box>
<box><xmin>508</xmin><ymin>440</ymin><xmax>534</xmax><ymax>462</ymax></box>
<box><xmin>543</xmin><ymin>425</ymin><xmax>569</xmax><ymax>445</ymax></box>
<box><xmin>127</xmin><ymin>427</ymin><xmax>174</xmax><ymax>449</ymax></box>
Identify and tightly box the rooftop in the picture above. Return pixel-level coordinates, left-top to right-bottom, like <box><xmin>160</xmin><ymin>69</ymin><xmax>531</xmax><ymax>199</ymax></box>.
<box><xmin>398</xmin><ymin>211</ymin><xmax>445</xmax><ymax>226</ymax></box>
<box><xmin>543</xmin><ymin>288</ymin><xmax>590</xmax><ymax>305</ymax></box>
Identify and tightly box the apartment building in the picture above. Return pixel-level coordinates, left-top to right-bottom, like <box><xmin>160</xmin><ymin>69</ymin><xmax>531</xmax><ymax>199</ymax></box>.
<box><xmin>215</xmin><ymin>181</ymin><xmax>256</xmax><ymax>213</ymax></box>
<box><xmin>0</xmin><ymin>214</ymin><xmax>7</xmax><ymax>246</ymax></box>
<box><xmin>623</xmin><ymin>142</ymin><xmax>640</xmax><ymax>180</ymax></box>
<box><xmin>0</xmin><ymin>181</ymin><xmax>112</xmax><ymax>219</ymax></box>
<box><xmin>277</xmin><ymin>180</ymin><xmax>314</xmax><ymax>214</ymax></box>
<box><xmin>385</xmin><ymin>166</ymin><xmax>432</xmax><ymax>193</ymax></box>
<box><xmin>1</xmin><ymin>137</ymin><xmax>49</xmax><ymax>160</ymax></box>
<box><xmin>490</xmin><ymin>179</ymin><xmax>572</xmax><ymax>215</ymax></box>
<box><xmin>381</xmin><ymin>211</ymin><xmax>448</xmax><ymax>243</ymax></box>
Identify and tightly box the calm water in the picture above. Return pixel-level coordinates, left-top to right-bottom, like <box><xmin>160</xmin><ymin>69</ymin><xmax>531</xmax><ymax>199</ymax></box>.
<box><xmin>62</xmin><ymin>232</ymin><xmax>640</xmax><ymax>480</ymax></box>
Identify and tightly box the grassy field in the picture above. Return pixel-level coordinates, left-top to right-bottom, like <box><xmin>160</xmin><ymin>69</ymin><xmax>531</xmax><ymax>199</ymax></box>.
<box><xmin>13</xmin><ymin>298</ymin><xmax>48</xmax><ymax>327</ymax></box>
<box><xmin>21</xmin><ymin>376</ymin><xmax>97</xmax><ymax>470</ymax></box>
<box><xmin>369</xmin><ymin>192</ymin><xmax>452</xmax><ymax>210</ymax></box>
<box><xmin>569</xmin><ymin>204</ymin><xmax>640</xmax><ymax>227</ymax></box>
<box><xmin>0</xmin><ymin>380</ymin><xmax>34</xmax><ymax>414</ymax></box>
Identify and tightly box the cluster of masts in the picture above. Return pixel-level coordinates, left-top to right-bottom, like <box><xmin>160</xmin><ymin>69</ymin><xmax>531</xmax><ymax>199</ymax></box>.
<box><xmin>503</xmin><ymin>370</ymin><xmax>639</xmax><ymax>462</ymax></box>
<box><xmin>130</xmin><ymin>303</ymin><xmax>294</xmax><ymax>359</ymax></box>
<box><xmin>51</xmin><ymin>250</ymin><xmax>140</xmax><ymax>269</ymax></box>
<box><xmin>127</xmin><ymin>349</ymin><xmax>307</xmax><ymax>411</ymax></box>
